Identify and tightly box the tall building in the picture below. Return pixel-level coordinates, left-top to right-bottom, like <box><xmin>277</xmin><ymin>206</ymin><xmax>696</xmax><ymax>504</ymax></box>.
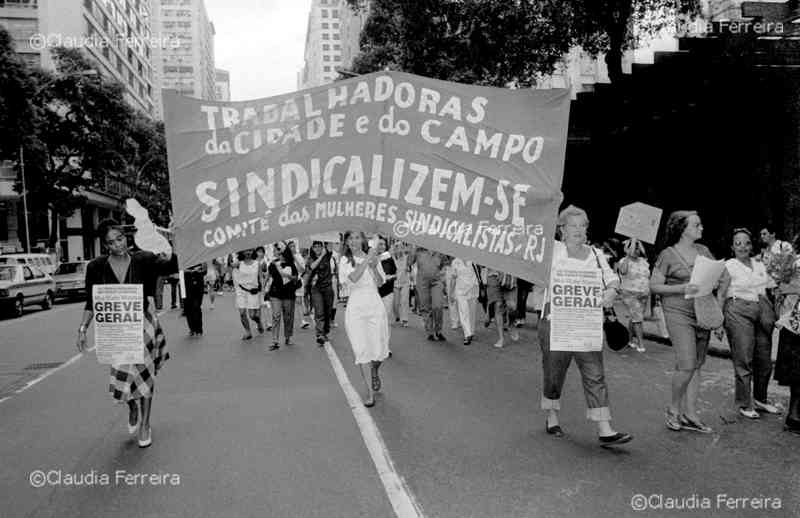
<box><xmin>0</xmin><ymin>0</ymin><xmax>164</xmax><ymax>257</ymax></box>
<box><xmin>0</xmin><ymin>0</ymin><xmax>160</xmax><ymax>116</ymax></box>
<box><xmin>297</xmin><ymin>0</ymin><xmax>343</xmax><ymax>90</ymax></box>
<box><xmin>338</xmin><ymin>0</ymin><xmax>369</xmax><ymax>70</ymax></box>
<box><xmin>214</xmin><ymin>67</ymin><xmax>229</xmax><ymax>101</ymax></box>
<box><xmin>152</xmin><ymin>0</ymin><xmax>216</xmax><ymax>110</ymax></box>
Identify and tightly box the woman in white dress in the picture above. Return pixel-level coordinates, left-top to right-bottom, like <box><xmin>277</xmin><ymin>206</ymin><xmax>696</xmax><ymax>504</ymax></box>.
<box><xmin>233</xmin><ymin>250</ymin><xmax>264</xmax><ymax>340</ymax></box>
<box><xmin>339</xmin><ymin>231</ymin><xmax>390</xmax><ymax>407</ymax></box>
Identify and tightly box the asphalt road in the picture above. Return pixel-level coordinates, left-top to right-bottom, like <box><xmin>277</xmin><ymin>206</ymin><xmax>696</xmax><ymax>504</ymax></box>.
<box><xmin>0</xmin><ymin>293</ymin><xmax>798</xmax><ymax>518</ymax></box>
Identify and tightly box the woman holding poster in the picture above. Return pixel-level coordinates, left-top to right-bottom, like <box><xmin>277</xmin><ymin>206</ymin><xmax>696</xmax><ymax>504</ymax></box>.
<box><xmin>339</xmin><ymin>231</ymin><xmax>390</xmax><ymax>408</ymax></box>
<box><xmin>76</xmin><ymin>219</ymin><xmax>176</xmax><ymax>448</ymax></box>
<box><xmin>650</xmin><ymin>211</ymin><xmax>716</xmax><ymax>434</ymax></box>
<box><xmin>538</xmin><ymin>206</ymin><xmax>632</xmax><ymax>447</ymax></box>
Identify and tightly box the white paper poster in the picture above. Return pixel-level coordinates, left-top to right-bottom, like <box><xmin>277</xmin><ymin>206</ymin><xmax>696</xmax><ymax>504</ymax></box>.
<box><xmin>615</xmin><ymin>202</ymin><xmax>663</xmax><ymax>245</ymax></box>
<box><xmin>92</xmin><ymin>284</ymin><xmax>145</xmax><ymax>365</ymax></box>
<box><xmin>549</xmin><ymin>267</ymin><xmax>604</xmax><ymax>352</ymax></box>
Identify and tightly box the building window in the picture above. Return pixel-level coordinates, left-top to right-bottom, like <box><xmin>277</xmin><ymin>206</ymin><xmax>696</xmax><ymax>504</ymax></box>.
<box><xmin>323</xmin><ymin>66</ymin><xmax>331</xmax><ymax>72</ymax></box>
<box><xmin>323</xmin><ymin>55</ymin><xmax>330</xmax><ymax>61</ymax></box>
<box><xmin>333</xmin><ymin>23</ymin><xmax>339</xmax><ymax>29</ymax></box>
<box><xmin>333</xmin><ymin>33</ymin><xmax>340</xmax><ymax>40</ymax></box>
<box><xmin>321</xmin><ymin>8</ymin><xmax>328</xmax><ymax>17</ymax></box>
<box><xmin>322</xmin><ymin>33</ymin><xmax>329</xmax><ymax>40</ymax></box>
<box><xmin>322</xmin><ymin>22</ymin><xmax>329</xmax><ymax>29</ymax></box>
<box><xmin>334</xmin><ymin>44</ymin><xmax>341</xmax><ymax>50</ymax></box>
<box><xmin>332</xmin><ymin>9</ymin><xmax>339</xmax><ymax>17</ymax></box>
<box><xmin>323</xmin><ymin>43</ymin><xmax>330</xmax><ymax>50</ymax></box>
<box><xmin>333</xmin><ymin>55</ymin><xmax>341</xmax><ymax>61</ymax></box>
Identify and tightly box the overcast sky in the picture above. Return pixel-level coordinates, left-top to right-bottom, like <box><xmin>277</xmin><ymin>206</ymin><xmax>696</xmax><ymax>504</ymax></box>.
<box><xmin>205</xmin><ymin>0</ymin><xmax>311</xmax><ymax>101</ymax></box>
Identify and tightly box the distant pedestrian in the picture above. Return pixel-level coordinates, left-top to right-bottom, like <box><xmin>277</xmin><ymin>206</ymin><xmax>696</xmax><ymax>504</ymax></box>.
<box><xmin>289</xmin><ymin>241</ymin><xmax>311</xmax><ymax>330</ymax></box>
<box><xmin>759</xmin><ymin>225</ymin><xmax>793</xmax><ymax>266</ymax></box>
<box><xmin>205</xmin><ymin>259</ymin><xmax>218</xmax><ymax>309</ymax></box>
<box><xmin>716</xmin><ymin>228</ymin><xmax>778</xmax><ymax>419</ymax></box>
<box><xmin>376</xmin><ymin>236</ymin><xmax>397</xmax><ymax>338</ymax></box>
<box><xmin>444</xmin><ymin>259</ymin><xmax>461</xmax><ymax>331</ymax></box>
<box><xmin>76</xmin><ymin>219</ymin><xmax>175</xmax><ymax>448</ymax></box>
<box><xmin>410</xmin><ymin>247</ymin><xmax>446</xmax><ymax>341</ymax></box>
<box><xmin>449</xmin><ymin>257</ymin><xmax>479</xmax><ymax>345</ymax></box>
<box><xmin>268</xmin><ymin>242</ymin><xmax>299</xmax><ymax>350</ymax></box>
<box><xmin>184</xmin><ymin>263</ymin><xmax>206</xmax><ymax>336</ymax></box>
<box><xmin>339</xmin><ymin>231</ymin><xmax>389</xmax><ymax>407</ymax></box>
<box><xmin>233</xmin><ymin>250</ymin><xmax>264</xmax><ymax>340</ymax></box>
<box><xmin>483</xmin><ymin>268</ymin><xmax>519</xmax><ymax>348</ymax></box>
<box><xmin>775</xmin><ymin>233</ymin><xmax>800</xmax><ymax>435</ymax></box>
<box><xmin>255</xmin><ymin>246</ymin><xmax>272</xmax><ymax>331</ymax></box>
<box><xmin>392</xmin><ymin>243</ymin><xmax>410</xmax><ymax>327</ymax></box>
<box><xmin>409</xmin><ymin>261</ymin><xmax>418</xmax><ymax>314</ymax></box>
<box><xmin>308</xmin><ymin>241</ymin><xmax>336</xmax><ymax>347</ymax></box>
<box><xmin>514</xmin><ymin>278</ymin><xmax>533</xmax><ymax>328</ymax></box>
<box><xmin>616</xmin><ymin>238</ymin><xmax>650</xmax><ymax>352</ymax></box>
<box><xmin>651</xmin><ymin>211</ymin><xmax>716</xmax><ymax>434</ymax></box>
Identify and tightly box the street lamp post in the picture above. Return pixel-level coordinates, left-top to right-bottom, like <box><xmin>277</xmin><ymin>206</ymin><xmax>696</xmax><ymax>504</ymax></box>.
<box><xmin>17</xmin><ymin>69</ymin><xmax>98</xmax><ymax>252</ymax></box>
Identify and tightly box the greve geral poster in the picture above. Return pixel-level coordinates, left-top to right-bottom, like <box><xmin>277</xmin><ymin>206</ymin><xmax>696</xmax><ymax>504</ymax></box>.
<box><xmin>163</xmin><ymin>71</ymin><xmax>569</xmax><ymax>285</ymax></box>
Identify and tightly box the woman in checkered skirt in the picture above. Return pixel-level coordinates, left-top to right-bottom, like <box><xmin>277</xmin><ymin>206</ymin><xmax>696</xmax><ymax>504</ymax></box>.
<box><xmin>76</xmin><ymin>220</ymin><xmax>176</xmax><ymax>448</ymax></box>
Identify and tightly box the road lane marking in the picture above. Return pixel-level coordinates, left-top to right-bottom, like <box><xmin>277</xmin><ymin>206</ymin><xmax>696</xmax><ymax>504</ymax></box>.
<box><xmin>0</xmin><ymin>346</ymin><xmax>94</xmax><ymax>405</ymax></box>
<box><xmin>324</xmin><ymin>343</ymin><xmax>426</xmax><ymax>518</ymax></box>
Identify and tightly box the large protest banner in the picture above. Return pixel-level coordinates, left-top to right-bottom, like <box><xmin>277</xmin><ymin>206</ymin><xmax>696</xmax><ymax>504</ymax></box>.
<box><xmin>164</xmin><ymin>71</ymin><xmax>569</xmax><ymax>284</ymax></box>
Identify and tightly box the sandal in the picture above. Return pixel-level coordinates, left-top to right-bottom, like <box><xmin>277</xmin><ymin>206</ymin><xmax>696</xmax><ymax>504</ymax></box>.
<box><xmin>665</xmin><ymin>407</ymin><xmax>682</xmax><ymax>431</ymax></box>
<box><xmin>680</xmin><ymin>414</ymin><xmax>713</xmax><ymax>434</ymax></box>
<box><xmin>546</xmin><ymin>421</ymin><xmax>564</xmax><ymax>438</ymax></box>
<box><xmin>364</xmin><ymin>396</ymin><xmax>375</xmax><ymax>408</ymax></box>
<box><xmin>599</xmin><ymin>432</ymin><xmax>633</xmax><ymax>446</ymax></box>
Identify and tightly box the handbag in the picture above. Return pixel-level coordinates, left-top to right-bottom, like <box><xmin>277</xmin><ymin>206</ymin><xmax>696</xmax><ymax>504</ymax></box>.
<box><xmin>590</xmin><ymin>248</ymin><xmax>629</xmax><ymax>351</ymax></box>
<box><xmin>672</xmin><ymin>247</ymin><xmax>724</xmax><ymax>330</ymax></box>
<box><xmin>239</xmin><ymin>284</ymin><xmax>260</xmax><ymax>295</ymax></box>
<box><xmin>653</xmin><ymin>298</ymin><xmax>670</xmax><ymax>338</ymax></box>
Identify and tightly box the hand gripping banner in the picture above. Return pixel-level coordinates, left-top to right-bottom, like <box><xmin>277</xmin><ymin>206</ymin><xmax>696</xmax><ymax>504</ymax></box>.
<box><xmin>164</xmin><ymin>71</ymin><xmax>569</xmax><ymax>284</ymax></box>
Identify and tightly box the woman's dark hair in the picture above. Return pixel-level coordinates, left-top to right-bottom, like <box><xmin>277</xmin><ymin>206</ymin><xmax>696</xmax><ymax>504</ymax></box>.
<box><xmin>731</xmin><ymin>227</ymin><xmax>753</xmax><ymax>241</ymax></box>
<box><xmin>237</xmin><ymin>251</ymin><xmax>247</xmax><ymax>262</ymax></box>
<box><xmin>663</xmin><ymin>211</ymin><xmax>698</xmax><ymax>247</ymax></box>
<box><xmin>342</xmin><ymin>230</ymin><xmax>368</xmax><ymax>267</ymax></box>
<box><xmin>97</xmin><ymin>218</ymin><xmax>122</xmax><ymax>242</ymax></box>
<box><xmin>377</xmin><ymin>235</ymin><xmax>389</xmax><ymax>250</ymax></box>
<box><xmin>255</xmin><ymin>246</ymin><xmax>265</xmax><ymax>255</ymax></box>
<box><xmin>281</xmin><ymin>242</ymin><xmax>295</xmax><ymax>264</ymax></box>
<box><xmin>309</xmin><ymin>241</ymin><xmax>324</xmax><ymax>261</ymax></box>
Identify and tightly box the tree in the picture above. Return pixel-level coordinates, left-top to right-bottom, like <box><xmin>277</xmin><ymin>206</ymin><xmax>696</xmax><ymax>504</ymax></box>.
<box><xmin>125</xmin><ymin>114</ymin><xmax>172</xmax><ymax>227</ymax></box>
<box><xmin>345</xmin><ymin>0</ymin><xmax>702</xmax><ymax>85</ymax></box>
<box><xmin>0</xmin><ymin>28</ymin><xmax>37</xmax><ymax>159</ymax></box>
<box><xmin>347</xmin><ymin>0</ymin><xmax>574</xmax><ymax>87</ymax></box>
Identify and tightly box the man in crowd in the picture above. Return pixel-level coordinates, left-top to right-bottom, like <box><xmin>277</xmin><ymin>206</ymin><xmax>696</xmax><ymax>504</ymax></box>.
<box><xmin>409</xmin><ymin>246</ymin><xmax>446</xmax><ymax>341</ymax></box>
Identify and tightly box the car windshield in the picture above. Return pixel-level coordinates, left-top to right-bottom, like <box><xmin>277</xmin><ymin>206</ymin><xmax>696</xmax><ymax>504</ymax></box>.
<box><xmin>0</xmin><ymin>266</ymin><xmax>16</xmax><ymax>281</ymax></box>
<box><xmin>56</xmin><ymin>263</ymin><xmax>84</xmax><ymax>275</ymax></box>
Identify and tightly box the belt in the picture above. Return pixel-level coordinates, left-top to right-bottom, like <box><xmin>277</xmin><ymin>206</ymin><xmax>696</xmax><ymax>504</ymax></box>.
<box><xmin>729</xmin><ymin>296</ymin><xmax>759</xmax><ymax>303</ymax></box>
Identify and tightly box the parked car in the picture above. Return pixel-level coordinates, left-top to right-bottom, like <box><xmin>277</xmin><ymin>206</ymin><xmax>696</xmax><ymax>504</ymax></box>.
<box><xmin>53</xmin><ymin>261</ymin><xmax>89</xmax><ymax>300</ymax></box>
<box><xmin>0</xmin><ymin>253</ymin><xmax>58</xmax><ymax>275</ymax></box>
<box><xmin>0</xmin><ymin>264</ymin><xmax>56</xmax><ymax>317</ymax></box>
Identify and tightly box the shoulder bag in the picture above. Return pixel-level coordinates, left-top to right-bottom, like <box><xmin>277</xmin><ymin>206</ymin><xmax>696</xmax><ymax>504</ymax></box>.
<box><xmin>591</xmin><ymin>248</ymin><xmax>629</xmax><ymax>351</ymax></box>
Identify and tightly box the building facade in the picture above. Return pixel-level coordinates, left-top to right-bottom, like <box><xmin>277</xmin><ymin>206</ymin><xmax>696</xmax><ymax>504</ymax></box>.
<box><xmin>152</xmin><ymin>0</ymin><xmax>215</xmax><ymax>109</ymax></box>
<box><xmin>297</xmin><ymin>0</ymin><xmax>343</xmax><ymax>90</ymax></box>
<box><xmin>338</xmin><ymin>0</ymin><xmax>368</xmax><ymax>71</ymax></box>
<box><xmin>214</xmin><ymin>67</ymin><xmax>229</xmax><ymax>101</ymax></box>
<box><xmin>0</xmin><ymin>0</ymin><xmax>167</xmax><ymax>258</ymax></box>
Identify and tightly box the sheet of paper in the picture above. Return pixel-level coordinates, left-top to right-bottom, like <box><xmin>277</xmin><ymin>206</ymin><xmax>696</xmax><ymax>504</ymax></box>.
<box><xmin>549</xmin><ymin>267</ymin><xmax>604</xmax><ymax>352</ymax></box>
<box><xmin>93</xmin><ymin>284</ymin><xmax>145</xmax><ymax>365</ymax></box>
<box><xmin>685</xmin><ymin>256</ymin><xmax>726</xmax><ymax>299</ymax></box>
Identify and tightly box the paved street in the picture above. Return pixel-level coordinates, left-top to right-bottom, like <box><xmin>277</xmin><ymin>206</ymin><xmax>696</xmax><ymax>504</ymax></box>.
<box><xmin>0</xmin><ymin>294</ymin><xmax>798</xmax><ymax>518</ymax></box>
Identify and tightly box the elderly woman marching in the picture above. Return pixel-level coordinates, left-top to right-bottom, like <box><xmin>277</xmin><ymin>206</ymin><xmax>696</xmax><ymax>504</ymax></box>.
<box><xmin>538</xmin><ymin>205</ymin><xmax>632</xmax><ymax>446</ymax></box>
<box><xmin>76</xmin><ymin>219</ymin><xmax>176</xmax><ymax>448</ymax></box>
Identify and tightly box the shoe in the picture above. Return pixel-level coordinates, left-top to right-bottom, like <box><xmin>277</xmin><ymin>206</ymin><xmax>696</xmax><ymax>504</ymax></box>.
<box><xmin>754</xmin><ymin>400</ymin><xmax>781</xmax><ymax>414</ymax></box>
<box><xmin>493</xmin><ymin>341</ymin><xmax>504</xmax><ymax>349</ymax></box>
<box><xmin>324</xmin><ymin>340</ymin><xmax>332</xmax><ymax>347</ymax></box>
<box><xmin>301</xmin><ymin>321</ymin><xmax>310</xmax><ymax>329</ymax></box>
<box><xmin>269</xmin><ymin>343</ymin><xmax>280</xmax><ymax>351</ymax></box>
<box><xmin>364</xmin><ymin>397</ymin><xmax>375</xmax><ymax>408</ymax></box>
<box><xmin>599</xmin><ymin>432</ymin><xmax>633</xmax><ymax>446</ymax></box>
<box><xmin>396</xmin><ymin>317</ymin><xmax>400</xmax><ymax>322</ymax></box>
<box><xmin>546</xmin><ymin>421</ymin><xmax>564</xmax><ymax>437</ymax></box>
<box><xmin>509</xmin><ymin>329</ymin><xmax>520</xmax><ymax>342</ymax></box>
<box><xmin>484</xmin><ymin>320</ymin><xmax>491</xmax><ymax>328</ymax></box>
<box><xmin>637</xmin><ymin>346</ymin><xmax>646</xmax><ymax>352</ymax></box>
<box><xmin>332</xmin><ymin>322</ymin><xmax>338</xmax><ymax>328</ymax></box>
<box><xmin>285</xmin><ymin>339</ymin><xmax>294</xmax><ymax>346</ymax></box>
<box><xmin>388</xmin><ymin>351</ymin><xmax>392</xmax><ymax>358</ymax></box>
<box><xmin>316</xmin><ymin>336</ymin><xmax>325</xmax><ymax>347</ymax></box>
<box><xmin>665</xmin><ymin>407</ymin><xmax>682</xmax><ymax>431</ymax></box>
<box><xmin>257</xmin><ymin>325</ymin><xmax>265</xmax><ymax>334</ymax></box>
<box><xmin>435</xmin><ymin>333</ymin><xmax>446</xmax><ymax>341</ymax></box>
<box><xmin>784</xmin><ymin>417</ymin><xmax>800</xmax><ymax>434</ymax></box>
<box><xmin>209</xmin><ymin>303</ymin><xmax>214</xmax><ymax>310</ymax></box>
<box><xmin>515</xmin><ymin>320</ymin><xmax>524</xmax><ymax>328</ymax></box>
<box><xmin>739</xmin><ymin>407</ymin><xmax>760</xmax><ymax>419</ymax></box>
<box><xmin>242</xmin><ymin>334</ymin><xmax>253</xmax><ymax>340</ymax></box>
<box><xmin>266</xmin><ymin>325</ymin><xmax>273</xmax><ymax>331</ymax></box>
<box><xmin>451</xmin><ymin>325</ymin><xmax>460</xmax><ymax>330</ymax></box>
<box><xmin>402</xmin><ymin>321</ymin><xmax>408</xmax><ymax>327</ymax></box>
<box><xmin>138</xmin><ymin>426</ymin><xmax>152</xmax><ymax>448</ymax></box>
<box><xmin>680</xmin><ymin>414</ymin><xmax>713</xmax><ymax>434</ymax></box>
<box><xmin>427</xmin><ymin>334</ymin><xmax>435</xmax><ymax>341</ymax></box>
<box><xmin>463</xmin><ymin>336</ymin><xmax>473</xmax><ymax>346</ymax></box>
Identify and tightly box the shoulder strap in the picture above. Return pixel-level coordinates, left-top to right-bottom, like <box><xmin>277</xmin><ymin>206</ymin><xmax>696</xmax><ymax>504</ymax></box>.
<box><xmin>589</xmin><ymin>247</ymin><xmax>607</xmax><ymax>289</ymax></box>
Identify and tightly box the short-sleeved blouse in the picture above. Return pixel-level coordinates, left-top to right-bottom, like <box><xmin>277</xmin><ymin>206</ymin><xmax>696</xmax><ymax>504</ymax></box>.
<box><xmin>84</xmin><ymin>251</ymin><xmax>176</xmax><ymax>312</ymax></box>
<box><xmin>653</xmin><ymin>244</ymin><xmax>714</xmax><ymax>315</ymax></box>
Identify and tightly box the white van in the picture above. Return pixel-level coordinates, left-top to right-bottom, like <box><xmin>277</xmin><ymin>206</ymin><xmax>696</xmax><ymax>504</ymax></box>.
<box><xmin>0</xmin><ymin>254</ymin><xmax>58</xmax><ymax>275</ymax></box>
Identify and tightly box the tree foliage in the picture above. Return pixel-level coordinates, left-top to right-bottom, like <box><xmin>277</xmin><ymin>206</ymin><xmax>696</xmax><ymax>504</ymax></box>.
<box><xmin>0</xmin><ymin>27</ymin><xmax>172</xmax><ymax>247</ymax></box>
<box><xmin>345</xmin><ymin>0</ymin><xmax>701</xmax><ymax>85</ymax></box>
